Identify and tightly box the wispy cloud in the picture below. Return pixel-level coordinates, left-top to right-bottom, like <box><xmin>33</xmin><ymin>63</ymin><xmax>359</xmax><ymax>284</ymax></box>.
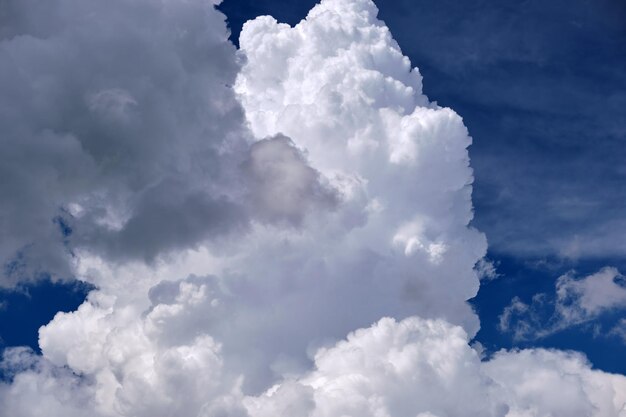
<box><xmin>499</xmin><ymin>267</ymin><xmax>626</xmax><ymax>341</ymax></box>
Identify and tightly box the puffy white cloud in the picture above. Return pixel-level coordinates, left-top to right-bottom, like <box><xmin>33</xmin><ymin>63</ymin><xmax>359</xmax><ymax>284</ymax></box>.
<box><xmin>246</xmin><ymin>317</ymin><xmax>626</xmax><ymax>417</ymax></box>
<box><xmin>475</xmin><ymin>257</ymin><xmax>501</xmax><ymax>281</ymax></box>
<box><xmin>5</xmin><ymin>313</ymin><xmax>626</xmax><ymax>417</ymax></box>
<box><xmin>0</xmin><ymin>347</ymin><xmax>94</xmax><ymax>417</ymax></box>
<box><xmin>484</xmin><ymin>347</ymin><xmax>626</xmax><ymax>417</ymax></box>
<box><xmin>499</xmin><ymin>267</ymin><xmax>626</xmax><ymax>341</ymax></box>
<box><xmin>0</xmin><ymin>288</ymin><xmax>245</xmax><ymax>417</ymax></box>
<box><xmin>245</xmin><ymin>317</ymin><xmax>499</xmax><ymax>417</ymax></box>
<box><xmin>0</xmin><ymin>0</ymin><xmax>624</xmax><ymax>416</ymax></box>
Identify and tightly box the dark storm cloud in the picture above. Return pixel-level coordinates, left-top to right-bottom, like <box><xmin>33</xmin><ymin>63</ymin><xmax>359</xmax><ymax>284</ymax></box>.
<box><xmin>0</xmin><ymin>0</ymin><xmax>251</xmax><ymax>284</ymax></box>
<box><xmin>71</xmin><ymin>179</ymin><xmax>249</xmax><ymax>262</ymax></box>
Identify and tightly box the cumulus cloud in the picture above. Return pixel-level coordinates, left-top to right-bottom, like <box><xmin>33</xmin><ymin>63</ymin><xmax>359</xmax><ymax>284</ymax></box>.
<box><xmin>499</xmin><ymin>267</ymin><xmax>626</xmax><ymax>341</ymax></box>
<box><xmin>556</xmin><ymin>267</ymin><xmax>626</xmax><ymax>318</ymax></box>
<box><xmin>247</xmin><ymin>317</ymin><xmax>626</xmax><ymax>417</ymax></box>
<box><xmin>0</xmin><ymin>0</ymin><xmax>625</xmax><ymax>416</ymax></box>
<box><xmin>235</xmin><ymin>0</ymin><xmax>487</xmax><ymax>335</ymax></box>
<box><xmin>3</xmin><ymin>315</ymin><xmax>626</xmax><ymax>417</ymax></box>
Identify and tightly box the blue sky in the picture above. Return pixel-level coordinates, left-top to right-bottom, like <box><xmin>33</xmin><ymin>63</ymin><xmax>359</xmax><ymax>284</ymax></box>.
<box><xmin>0</xmin><ymin>0</ymin><xmax>625</xmax><ymax>414</ymax></box>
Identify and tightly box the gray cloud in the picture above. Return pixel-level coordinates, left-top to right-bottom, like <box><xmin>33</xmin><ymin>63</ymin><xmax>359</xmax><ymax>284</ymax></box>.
<box><xmin>0</xmin><ymin>0</ymin><xmax>257</xmax><ymax>283</ymax></box>
<box><xmin>244</xmin><ymin>135</ymin><xmax>338</xmax><ymax>225</ymax></box>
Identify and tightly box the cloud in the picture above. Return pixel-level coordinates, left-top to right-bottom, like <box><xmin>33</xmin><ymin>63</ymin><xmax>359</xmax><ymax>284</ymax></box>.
<box><xmin>0</xmin><ymin>0</ymin><xmax>625</xmax><ymax>416</ymax></box>
<box><xmin>3</xmin><ymin>315</ymin><xmax>626</xmax><ymax>417</ymax></box>
<box><xmin>0</xmin><ymin>0</ymin><xmax>255</xmax><ymax>283</ymax></box>
<box><xmin>499</xmin><ymin>267</ymin><xmax>626</xmax><ymax>341</ymax></box>
<box><xmin>475</xmin><ymin>257</ymin><xmax>501</xmax><ymax>281</ymax></box>
<box><xmin>556</xmin><ymin>267</ymin><xmax>626</xmax><ymax>317</ymax></box>
<box><xmin>247</xmin><ymin>317</ymin><xmax>626</xmax><ymax>417</ymax></box>
<box><xmin>244</xmin><ymin>135</ymin><xmax>339</xmax><ymax>225</ymax></box>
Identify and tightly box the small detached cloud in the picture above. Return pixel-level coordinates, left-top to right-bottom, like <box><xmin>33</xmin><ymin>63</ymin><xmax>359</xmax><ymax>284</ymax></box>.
<box><xmin>475</xmin><ymin>257</ymin><xmax>501</xmax><ymax>281</ymax></box>
<box><xmin>499</xmin><ymin>267</ymin><xmax>626</xmax><ymax>342</ymax></box>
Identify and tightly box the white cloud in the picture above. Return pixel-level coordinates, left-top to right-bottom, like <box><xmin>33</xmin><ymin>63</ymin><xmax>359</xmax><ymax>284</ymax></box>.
<box><xmin>475</xmin><ymin>257</ymin><xmax>501</xmax><ymax>281</ymax></box>
<box><xmin>246</xmin><ymin>317</ymin><xmax>626</xmax><ymax>417</ymax></box>
<box><xmin>499</xmin><ymin>267</ymin><xmax>626</xmax><ymax>340</ymax></box>
<box><xmin>556</xmin><ymin>267</ymin><xmax>626</xmax><ymax>319</ymax></box>
<box><xmin>0</xmin><ymin>0</ymin><xmax>624</xmax><ymax>416</ymax></box>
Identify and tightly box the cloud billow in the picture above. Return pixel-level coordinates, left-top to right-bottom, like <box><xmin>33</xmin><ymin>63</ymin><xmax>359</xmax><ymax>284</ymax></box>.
<box><xmin>0</xmin><ymin>0</ymin><xmax>625</xmax><ymax>416</ymax></box>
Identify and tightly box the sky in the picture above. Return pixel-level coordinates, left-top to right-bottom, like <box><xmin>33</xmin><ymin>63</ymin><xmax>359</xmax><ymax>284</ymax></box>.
<box><xmin>0</xmin><ymin>0</ymin><xmax>625</xmax><ymax>416</ymax></box>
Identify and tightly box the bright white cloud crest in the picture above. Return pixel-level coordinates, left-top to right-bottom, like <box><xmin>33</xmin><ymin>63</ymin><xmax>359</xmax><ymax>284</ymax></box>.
<box><xmin>0</xmin><ymin>0</ymin><xmax>625</xmax><ymax>416</ymax></box>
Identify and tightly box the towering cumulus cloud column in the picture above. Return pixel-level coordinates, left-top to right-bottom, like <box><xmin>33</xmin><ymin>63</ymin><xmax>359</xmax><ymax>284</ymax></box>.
<box><xmin>236</xmin><ymin>0</ymin><xmax>487</xmax><ymax>333</ymax></box>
